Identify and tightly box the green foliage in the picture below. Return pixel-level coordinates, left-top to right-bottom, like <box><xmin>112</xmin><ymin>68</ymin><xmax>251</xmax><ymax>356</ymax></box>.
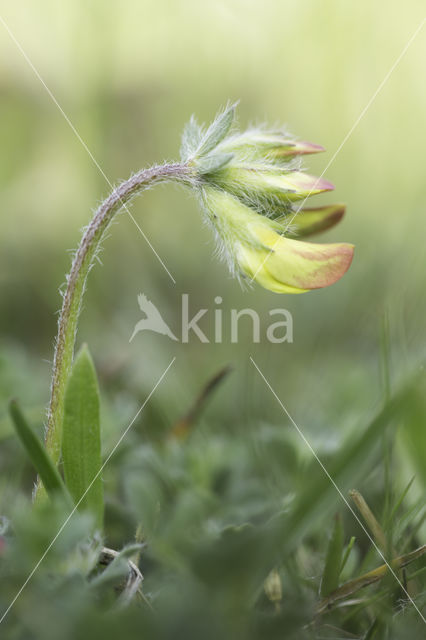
<box><xmin>62</xmin><ymin>345</ymin><xmax>104</xmax><ymax>530</ymax></box>
<box><xmin>269</xmin><ymin>375</ymin><xmax>422</xmax><ymax>559</ymax></box>
<box><xmin>320</xmin><ymin>514</ymin><xmax>344</xmax><ymax>597</ymax></box>
<box><xmin>340</xmin><ymin>535</ymin><xmax>356</xmax><ymax>574</ymax></box>
<box><xmin>8</xmin><ymin>399</ymin><xmax>71</xmax><ymax>507</ymax></box>
<box><xmin>1</xmin><ymin>371</ymin><xmax>425</xmax><ymax>639</ymax></box>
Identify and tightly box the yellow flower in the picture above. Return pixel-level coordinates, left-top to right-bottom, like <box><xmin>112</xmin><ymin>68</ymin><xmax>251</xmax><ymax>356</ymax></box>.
<box><xmin>202</xmin><ymin>188</ymin><xmax>354</xmax><ymax>294</ymax></box>
<box><xmin>184</xmin><ymin>103</ymin><xmax>354</xmax><ymax>293</ymax></box>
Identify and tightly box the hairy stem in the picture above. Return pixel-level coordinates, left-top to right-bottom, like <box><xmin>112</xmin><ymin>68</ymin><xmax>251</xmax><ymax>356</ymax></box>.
<box><xmin>35</xmin><ymin>162</ymin><xmax>193</xmax><ymax>501</ymax></box>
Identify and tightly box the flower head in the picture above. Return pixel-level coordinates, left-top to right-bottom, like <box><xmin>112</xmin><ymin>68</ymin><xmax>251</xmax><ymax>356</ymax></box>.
<box><xmin>182</xmin><ymin>104</ymin><xmax>354</xmax><ymax>293</ymax></box>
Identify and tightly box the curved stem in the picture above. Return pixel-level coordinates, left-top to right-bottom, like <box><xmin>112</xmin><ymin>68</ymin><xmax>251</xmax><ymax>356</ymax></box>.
<box><xmin>35</xmin><ymin>162</ymin><xmax>193</xmax><ymax>501</ymax></box>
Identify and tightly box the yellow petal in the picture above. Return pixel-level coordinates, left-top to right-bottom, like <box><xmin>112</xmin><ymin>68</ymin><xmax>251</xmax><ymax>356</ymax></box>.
<box><xmin>237</xmin><ymin>244</ymin><xmax>308</xmax><ymax>293</ymax></box>
<box><xmin>246</xmin><ymin>225</ymin><xmax>354</xmax><ymax>291</ymax></box>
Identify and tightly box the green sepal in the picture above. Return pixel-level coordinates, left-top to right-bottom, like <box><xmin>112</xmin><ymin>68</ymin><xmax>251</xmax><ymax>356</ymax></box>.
<box><xmin>196</xmin><ymin>102</ymin><xmax>237</xmax><ymax>157</ymax></box>
<box><xmin>196</xmin><ymin>152</ymin><xmax>234</xmax><ymax>175</ymax></box>
<box><xmin>180</xmin><ymin>115</ymin><xmax>203</xmax><ymax>162</ymax></box>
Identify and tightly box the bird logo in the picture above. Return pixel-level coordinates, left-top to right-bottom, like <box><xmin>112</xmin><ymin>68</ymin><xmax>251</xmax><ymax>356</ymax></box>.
<box><xmin>129</xmin><ymin>294</ymin><xmax>178</xmax><ymax>342</ymax></box>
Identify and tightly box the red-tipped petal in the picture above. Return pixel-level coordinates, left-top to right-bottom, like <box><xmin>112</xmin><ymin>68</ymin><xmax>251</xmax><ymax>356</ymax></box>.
<box><xmin>273</xmin><ymin>140</ymin><xmax>325</xmax><ymax>157</ymax></box>
<box><xmin>268</xmin><ymin>237</ymin><xmax>354</xmax><ymax>290</ymax></box>
<box><xmin>251</xmin><ymin>226</ymin><xmax>354</xmax><ymax>291</ymax></box>
<box><xmin>278</xmin><ymin>172</ymin><xmax>335</xmax><ymax>199</ymax></box>
<box><xmin>286</xmin><ymin>204</ymin><xmax>346</xmax><ymax>238</ymax></box>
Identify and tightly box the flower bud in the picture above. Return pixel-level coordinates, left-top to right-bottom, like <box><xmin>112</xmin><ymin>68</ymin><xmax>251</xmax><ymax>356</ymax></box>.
<box><xmin>209</xmin><ymin>165</ymin><xmax>334</xmax><ymax>206</ymax></box>
<box><xmin>217</xmin><ymin>131</ymin><xmax>324</xmax><ymax>162</ymax></box>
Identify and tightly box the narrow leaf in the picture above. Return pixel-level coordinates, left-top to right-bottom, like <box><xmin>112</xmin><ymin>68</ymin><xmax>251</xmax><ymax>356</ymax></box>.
<box><xmin>1</xmin><ymin>404</ymin><xmax>44</xmax><ymax>442</ymax></box>
<box><xmin>9</xmin><ymin>399</ymin><xmax>71</xmax><ymax>506</ymax></box>
<box><xmin>349</xmin><ymin>489</ymin><xmax>387</xmax><ymax>552</ymax></box>
<box><xmin>196</xmin><ymin>102</ymin><xmax>237</xmax><ymax>157</ymax></box>
<box><xmin>320</xmin><ymin>513</ymin><xmax>344</xmax><ymax>597</ymax></box>
<box><xmin>388</xmin><ymin>476</ymin><xmax>415</xmax><ymax>525</ymax></box>
<box><xmin>62</xmin><ymin>344</ymin><xmax>104</xmax><ymax>530</ymax></box>
<box><xmin>340</xmin><ymin>536</ymin><xmax>356</xmax><ymax>575</ymax></box>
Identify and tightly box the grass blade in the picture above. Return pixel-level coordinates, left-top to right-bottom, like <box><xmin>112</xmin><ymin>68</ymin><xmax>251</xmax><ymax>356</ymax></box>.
<box><xmin>387</xmin><ymin>476</ymin><xmax>415</xmax><ymax>525</ymax></box>
<box><xmin>9</xmin><ymin>399</ymin><xmax>71</xmax><ymax>506</ymax></box>
<box><xmin>349</xmin><ymin>490</ymin><xmax>387</xmax><ymax>552</ymax></box>
<box><xmin>320</xmin><ymin>513</ymin><xmax>344</xmax><ymax>597</ymax></box>
<box><xmin>62</xmin><ymin>344</ymin><xmax>104</xmax><ymax>530</ymax></box>
<box><xmin>317</xmin><ymin>545</ymin><xmax>426</xmax><ymax>614</ymax></box>
<box><xmin>340</xmin><ymin>536</ymin><xmax>356</xmax><ymax>575</ymax></box>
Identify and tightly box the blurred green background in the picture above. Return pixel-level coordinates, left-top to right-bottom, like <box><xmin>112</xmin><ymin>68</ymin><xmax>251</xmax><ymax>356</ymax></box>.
<box><xmin>0</xmin><ymin>0</ymin><xmax>425</xmax><ymax>495</ymax></box>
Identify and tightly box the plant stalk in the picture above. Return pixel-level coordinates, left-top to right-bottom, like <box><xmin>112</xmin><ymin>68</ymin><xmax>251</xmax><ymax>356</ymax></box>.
<box><xmin>35</xmin><ymin>162</ymin><xmax>193</xmax><ymax>501</ymax></box>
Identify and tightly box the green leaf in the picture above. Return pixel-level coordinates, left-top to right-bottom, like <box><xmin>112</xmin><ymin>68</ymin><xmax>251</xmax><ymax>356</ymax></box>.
<box><xmin>320</xmin><ymin>513</ymin><xmax>344</xmax><ymax>597</ymax></box>
<box><xmin>1</xmin><ymin>404</ymin><xmax>45</xmax><ymax>442</ymax></box>
<box><xmin>180</xmin><ymin>115</ymin><xmax>203</xmax><ymax>162</ymax></box>
<box><xmin>62</xmin><ymin>344</ymin><xmax>104</xmax><ymax>530</ymax></box>
<box><xmin>196</xmin><ymin>152</ymin><xmax>234</xmax><ymax>175</ymax></box>
<box><xmin>196</xmin><ymin>102</ymin><xmax>237</xmax><ymax>157</ymax></box>
<box><xmin>387</xmin><ymin>476</ymin><xmax>415</xmax><ymax>525</ymax></box>
<box><xmin>340</xmin><ymin>536</ymin><xmax>356</xmax><ymax>575</ymax></box>
<box><xmin>9</xmin><ymin>399</ymin><xmax>71</xmax><ymax>506</ymax></box>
